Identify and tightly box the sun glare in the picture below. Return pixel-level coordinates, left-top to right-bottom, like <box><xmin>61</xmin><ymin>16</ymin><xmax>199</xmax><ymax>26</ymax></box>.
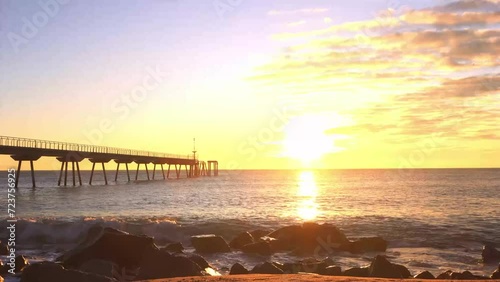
<box><xmin>297</xmin><ymin>171</ymin><xmax>319</xmax><ymax>220</ymax></box>
<box><xmin>282</xmin><ymin>114</ymin><xmax>342</xmax><ymax>165</ymax></box>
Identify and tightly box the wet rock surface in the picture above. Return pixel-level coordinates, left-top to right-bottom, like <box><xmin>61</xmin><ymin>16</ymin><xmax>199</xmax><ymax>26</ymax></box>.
<box><xmin>20</xmin><ymin>262</ymin><xmax>115</xmax><ymax>282</ymax></box>
<box><xmin>230</xmin><ymin>263</ymin><xmax>249</xmax><ymax>275</ymax></box>
<box><xmin>191</xmin><ymin>235</ymin><xmax>231</xmax><ymax>253</ymax></box>
<box><xmin>58</xmin><ymin>226</ymin><xmax>156</xmax><ymax>268</ymax></box>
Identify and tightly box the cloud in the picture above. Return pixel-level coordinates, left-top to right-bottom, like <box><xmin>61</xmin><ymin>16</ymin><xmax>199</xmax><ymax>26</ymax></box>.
<box><xmin>434</xmin><ymin>0</ymin><xmax>500</xmax><ymax>12</ymax></box>
<box><xmin>250</xmin><ymin>0</ymin><xmax>500</xmax><ymax>150</ymax></box>
<box><xmin>286</xmin><ymin>20</ymin><xmax>306</xmax><ymax>27</ymax></box>
<box><xmin>267</xmin><ymin>8</ymin><xmax>329</xmax><ymax>16</ymax></box>
<box><xmin>403</xmin><ymin>11</ymin><xmax>500</xmax><ymax>26</ymax></box>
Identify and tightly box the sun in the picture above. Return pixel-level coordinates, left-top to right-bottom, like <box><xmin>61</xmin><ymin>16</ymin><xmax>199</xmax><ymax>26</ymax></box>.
<box><xmin>282</xmin><ymin>114</ymin><xmax>341</xmax><ymax>165</ymax></box>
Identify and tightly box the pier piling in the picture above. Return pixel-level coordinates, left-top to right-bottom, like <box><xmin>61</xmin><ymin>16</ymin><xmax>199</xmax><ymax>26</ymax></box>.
<box><xmin>1</xmin><ymin>136</ymin><xmax>218</xmax><ymax>187</ymax></box>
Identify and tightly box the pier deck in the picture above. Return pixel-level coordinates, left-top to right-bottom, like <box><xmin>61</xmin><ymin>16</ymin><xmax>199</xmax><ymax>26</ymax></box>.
<box><xmin>0</xmin><ymin>136</ymin><xmax>217</xmax><ymax>187</ymax></box>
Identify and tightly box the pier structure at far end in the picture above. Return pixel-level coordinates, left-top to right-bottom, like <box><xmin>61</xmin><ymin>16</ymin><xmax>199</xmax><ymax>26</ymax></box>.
<box><xmin>0</xmin><ymin>136</ymin><xmax>219</xmax><ymax>188</ymax></box>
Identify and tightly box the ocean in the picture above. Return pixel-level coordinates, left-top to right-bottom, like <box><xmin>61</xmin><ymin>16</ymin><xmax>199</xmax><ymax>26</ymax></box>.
<box><xmin>0</xmin><ymin>168</ymin><xmax>499</xmax><ymax>280</ymax></box>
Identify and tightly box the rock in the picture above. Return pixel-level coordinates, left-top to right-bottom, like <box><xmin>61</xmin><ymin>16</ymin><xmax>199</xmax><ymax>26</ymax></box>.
<box><xmin>267</xmin><ymin>222</ymin><xmax>348</xmax><ymax>254</ymax></box>
<box><xmin>15</xmin><ymin>255</ymin><xmax>29</xmax><ymax>273</ymax></box>
<box><xmin>260</xmin><ymin>236</ymin><xmax>289</xmax><ymax>253</ymax></box>
<box><xmin>78</xmin><ymin>259</ymin><xmax>118</xmax><ymax>278</ymax></box>
<box><xmin>301</xmin><ymin>261</ymin><xmax>329</xmax><ymax>274</ymax></box>
<box><xmin>58</xmin><ymin>226</ymin><xmax>157</xmax><ymax>268</ymax></box>
<box><xmin>393</xmin><ymin>263</ymin><xmax>412</xmax><ymax>278</ymax></box>
<box><xmin>249</xmin><ymin>230</ymin><xmax>269</xmax><ymax>240</ymax></box>
<box><xmin>186</xmin><ymin>254</ymin><xmax>210</xmax><ymax>269</ymax></box>
<box><xmin>251</xmin><ymin>261</ymin><xmax>284</xmax><ymax>274</ymax></box>
<box><xmin>368</xmin><ymin>255</ymin><xmax>407</xmax><ymax>278</ymax></box>
<box><xmin>492</xmin><ymin>264</ymin><xmax>500</xmax><ymax>279</ymax></box>
<box><xmin>230</xmin><ymin>263</ymin><xmax>249</xmax><ymax>275</ymax></box>
<box><xmin>190</xmin><ymin>235</ymin><xmax>230</xmax><ymax>253</ymax></box>
<box><xmin>343</xmin><ymin>267</ymin><xmax>369</xmax><ymax>277</ymax></box>
<box><xmin>162</xmin><ymin>242</ymin><xmax>184</xmax><ymax>253</ymax></box>
<box><xmin>451</xmin><ymin>270</ymin><xmax>476</xmax><ymax>280</ymax></box>
<box><xmin>348</xmin><ymin>237</ymin><xmax>388</xmax><ymax>253</ymax></box>
<box><xmin>272</xmin><ymin>262</ymin><xmax>286</xmax><ymax>272</ymax></box>
<box><xmin>135</xmin><ymin>248</ymin><xmax>203</xmax><ymax>279</ymax></box>
<box><xmin>436</xmin><ymin>270</ymin><xmax>453</xmax><ymax>279</ymax></box>
<box><xmin>241</xmin><ymin>241</ymin><xmax>272</xmax><ymax>255</ymax></box>
<box><xmin>323</xmin><ymin>265</ymin><xmax>342</xmax><ymax>276</ymax></box>
<box><xmin>414</xmin><ymin>270</ymin><xmax>435</xmax><ymax>279</ymax></box>
<box><xmin>20</xmin><ymin>262</ymin><xmax>114</xmax><ymax>282</ymax></box>
<box><xmin>0</xmin><ymin>243</ymin><xmax>8</xmax><ymax>256</ymax></box>
<box><xmin>281</xmin><ymin>263</ymin><xmax>302</xmax><ymax>274</ymax></box>
<box><xmin>229</xmin><ymin>232</ymin><xmax>254</xmax><ymax>249</ymax></box>
<box><xmin>482</xmin><ymin>245</ymin><xmax>500</xmax><ymax>263</ymax></box>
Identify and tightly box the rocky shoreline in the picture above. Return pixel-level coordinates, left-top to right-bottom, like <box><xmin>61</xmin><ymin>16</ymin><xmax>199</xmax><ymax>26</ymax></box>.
<box><xmin>1</xmin><ymin>222</ymin><xmax>499</xmax><ymax>281</ymax></box>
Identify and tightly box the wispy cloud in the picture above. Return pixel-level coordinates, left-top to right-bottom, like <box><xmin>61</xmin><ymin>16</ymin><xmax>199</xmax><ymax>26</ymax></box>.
<box><xmin>286</xmin><ymin>20</ymin><xmax>306</xmax><ymax>27</ymax></box>
<box><xmin>251</xmin><ymin>0</ymin><xmax>500</xmax><ymax>155</ymax></box>
<box><xmin>267</xmin><ymin>8</ymin><xmax>329</xmax><ymax>16</ymax></box>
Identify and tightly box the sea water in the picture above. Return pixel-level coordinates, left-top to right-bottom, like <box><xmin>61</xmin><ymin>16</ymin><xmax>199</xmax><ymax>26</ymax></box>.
<box><xmin>0</xmin><ymin>169</ymin><xmax>499</xmax><ymax>280</ymax></box>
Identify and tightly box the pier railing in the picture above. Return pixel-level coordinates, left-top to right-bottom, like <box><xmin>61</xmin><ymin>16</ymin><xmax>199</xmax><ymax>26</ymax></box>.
<box><xmin>0</xmin><ymin>136</ymin><xmax>194</xmax><ymax>160</ymax></box>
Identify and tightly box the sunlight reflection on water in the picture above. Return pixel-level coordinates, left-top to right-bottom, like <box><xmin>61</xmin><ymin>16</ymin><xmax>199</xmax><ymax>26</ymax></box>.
<box><xmin>297</xmin><ymin>171</ymin><xmax>319</xmax><ymax>220</ymax></box>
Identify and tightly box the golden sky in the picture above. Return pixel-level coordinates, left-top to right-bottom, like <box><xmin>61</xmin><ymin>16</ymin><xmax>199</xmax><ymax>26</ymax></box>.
<box><xmin>0</xmin><ymin>0</ymin><xmax>499</xmax><ymax>169</ymax></box>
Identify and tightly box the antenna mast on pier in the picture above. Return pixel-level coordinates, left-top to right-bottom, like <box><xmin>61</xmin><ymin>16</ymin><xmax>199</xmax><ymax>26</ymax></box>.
<box><xmin>192</xmin><ymin>138</ymin><xmax>197</xmax><ymax>160</ymax></box>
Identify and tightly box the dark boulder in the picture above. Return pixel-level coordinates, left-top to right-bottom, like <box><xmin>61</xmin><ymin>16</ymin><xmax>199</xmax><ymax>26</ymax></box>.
<box><xmin>58</xmin><ymin>226</ymin><xmax>156</xmax><ymax>268</ymax></box>
<box><xmin>301</xmin><ymin>261</ymin><xmax>329</xmax><ymax>274</ymax></box>
<box><xmin>241</xmin><ymin>241</ymin><xmax>272</xmax><ymax>256</ymax></box>
<box><xmin>260</xmin><ymin>236</ymin><xmax>288</xmax><ymax>252</ymax></box>
<box><xmin>368</xmin><ymin>255</ymin><xmax>410</xmax><ymax>278</ymax></box>
<box><xmin>190</xmin><ymin>235</ymin><xmax>230</xmax><ymax>253</ymax></box>
<box><xmin>162</xmin><ymin>242</ymin><xmax>184</xmax><ymax>253</ymax></box>
<box><xmin>414</xmin><ymin>270</ymin><xmax>435</xmax><ymax>279</ymax></box>
<box><xmin>229</xmin><ymin>232</ymin><xmax>254</xmax><ymax>249</ymax></box>
<box><xmin>230</xmin><ymin>263</ymin><xmax>249</xmax><ymax>275</ymax></box>
<box><xmin>185</xmin><ymin>254</ymin><xmax>211</xmax><ymax>269</ymax></box>
<box><xmin>249</xmin><ymin>230</ymin><xmax>269</xmax><ymax>240</ymax></box>
<box><xmin>436</xmin><ymin>270</ymin><xmax>453</xmax><ymax>279</ymax></box>
<box><xmin>267</xmin><ymin>222</ymin><xmax>348</xmax><ymax>254</ymax></box>
<box><xmin>20</xmin><ymin>262</ymin><xmax>114</xmax><ymax>282</ymax></box>
<box><xmin>393</xmin><ymin>263</ymin><xmax>412</xmax><ymax>278</ymax></box>
<box><xmin>451</xmin><ymin>270</ymin><xmax>476</xmax><ymax>280</ymax></box>
<box><xmin>436</xmin><ymin>270</ymin><xmax>478</xmax><ymax>280</ymax></box>
<box><xmin>171</xmin><ymin>253</ymin><xmax>218</xmax><ymax>275</ymax></box>
<box><xmin>491</xmin><ymin>264</ymin><xmax>500</xmax><ymax>279</ymax></box>
<box><xmin>281</xmin><ymin>263</ymin><xmax>302</xmax><ymax>274</ymax></box>
<box><xmin>348</xmin><ymin>237</ymin><xmax>388</xmax><ymax>253</ymax></box>
<box><xmin>482</xmin><ymin>245</ymin><xmax>500</xmax><ymax>263</ymax></box>
<box><xmin>251</xmin><ymin>262</ymin><xmax>284</xmax><ymax>274</ymax></box>
<box><xmin>323</xmin><ymin>265</ymin><xmax>342</xmax><ymax>276</ymax></box>
<box><xmin>78</xmin><ymin>259</ymin><xmax>118</xmax><ymax>278</ymax></box>
<box><xmin>343</xmin><ymin>267</ymin><xmax>369</xmax><ymax>277</ymax></box>
<box><xmin>135</xmin><ymin>248</ymin><xmax>203</xmax><ymax>279</ymax></box>
<box><xmin>0</xmin><ymin>242</ymin><xmax>8</xmax><ymax>256</ymax></box>
<box><xmin>15</xmin><ymin>255</ymin><xmax>29</xmax><ymax>273</ymax></box>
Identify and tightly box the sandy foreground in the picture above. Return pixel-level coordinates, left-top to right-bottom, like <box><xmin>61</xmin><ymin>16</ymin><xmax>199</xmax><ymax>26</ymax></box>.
<box><xmin>138</xmin><ymin>274</ymin><xmax>493</xmax><ymax>281</ymax></box>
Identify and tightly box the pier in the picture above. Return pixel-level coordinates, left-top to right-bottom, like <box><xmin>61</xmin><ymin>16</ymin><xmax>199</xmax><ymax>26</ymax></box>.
<box><xmin>0</xmin><ymin>136</ymin><xmax>218</xmax><ymax>188</ymax></box>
